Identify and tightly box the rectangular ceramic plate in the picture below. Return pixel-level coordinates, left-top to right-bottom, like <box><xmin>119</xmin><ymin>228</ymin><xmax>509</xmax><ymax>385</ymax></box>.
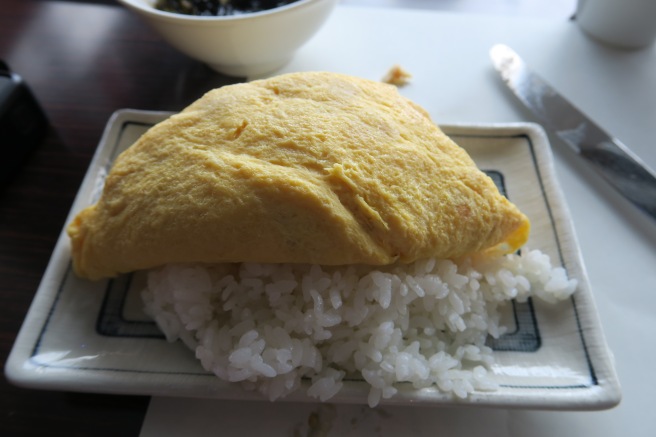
<box><xmin>5</xmin><ymin>109</ymin><xmax>620</xmax><ymax>410</ymax></box>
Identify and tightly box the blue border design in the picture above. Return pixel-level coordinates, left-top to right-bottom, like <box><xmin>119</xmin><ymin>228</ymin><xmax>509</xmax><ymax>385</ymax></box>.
<box><xmin>27</xmin><ymin>122</ymin><xmax>598</xmax><ymax>390</ymax></box>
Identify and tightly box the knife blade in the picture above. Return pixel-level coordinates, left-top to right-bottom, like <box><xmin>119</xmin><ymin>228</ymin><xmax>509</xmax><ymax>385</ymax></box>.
<box><xmin>490</xmin><ymin>43</ymin><xmax>656</xmax><ymax>220</ymax></box>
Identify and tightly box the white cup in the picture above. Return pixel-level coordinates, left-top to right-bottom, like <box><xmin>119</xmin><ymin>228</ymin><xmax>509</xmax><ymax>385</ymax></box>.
<box><xmin>576</xmin><ymin>0</ymin><xmax>656</xmax><ymax>49</ymax></box>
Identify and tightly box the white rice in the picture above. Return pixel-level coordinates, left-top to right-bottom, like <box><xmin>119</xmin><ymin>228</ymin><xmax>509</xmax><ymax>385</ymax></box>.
<box><xmin>141</xmin><ymin>249</ymin><xmax>576</xmax><ymax>407</ymax></box>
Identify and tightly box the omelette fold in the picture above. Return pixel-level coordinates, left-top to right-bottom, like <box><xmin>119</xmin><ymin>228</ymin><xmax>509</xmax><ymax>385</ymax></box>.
<box><xmin>68</xmin><ymin>72</ymin><xmax>530</xmax><ymax>280</ymax></box>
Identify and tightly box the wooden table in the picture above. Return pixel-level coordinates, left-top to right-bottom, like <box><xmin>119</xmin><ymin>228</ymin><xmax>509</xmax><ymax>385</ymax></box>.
<box><xmin>0</xmin><ymin>1</ymin><xmax>244</xmax><ymax>434</ymax></box>
<box><xmin>0</xmin><ymin>1</ymin><xmax>579</xmax><ymax>435</ymax></box>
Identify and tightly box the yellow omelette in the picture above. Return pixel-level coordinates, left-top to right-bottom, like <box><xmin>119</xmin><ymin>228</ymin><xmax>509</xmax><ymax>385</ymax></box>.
<box><xmin>68</xmin><ymin>72</ymin><xmax>529</xmax><ymax>280</ymax></box>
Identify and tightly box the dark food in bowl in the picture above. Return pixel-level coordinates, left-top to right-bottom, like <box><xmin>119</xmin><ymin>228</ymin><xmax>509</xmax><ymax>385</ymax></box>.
<box><xmin>154</xmin><ymin>0</ymin><xmax>300</xmax><ymax>16</ymax></box>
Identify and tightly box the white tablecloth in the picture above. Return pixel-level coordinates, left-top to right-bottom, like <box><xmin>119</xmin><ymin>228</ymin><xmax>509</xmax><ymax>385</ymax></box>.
<box><xmin>140</xmin><ymin>5</ymin><xmax>656</xmax><ymax>436</ymax></box>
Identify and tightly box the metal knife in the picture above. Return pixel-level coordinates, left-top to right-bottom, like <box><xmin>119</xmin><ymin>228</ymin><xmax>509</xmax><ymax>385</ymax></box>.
<box><xmin>490</xmin><ymin>43</ymin><xmax>656</xmax><ymax>220</ymax></box>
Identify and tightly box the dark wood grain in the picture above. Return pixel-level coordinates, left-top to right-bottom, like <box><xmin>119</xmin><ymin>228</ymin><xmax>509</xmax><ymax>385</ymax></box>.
<box><xmin>0</xmin><ymin>1</ymin><xmax>241</xmax><ymax>435</ymax></box>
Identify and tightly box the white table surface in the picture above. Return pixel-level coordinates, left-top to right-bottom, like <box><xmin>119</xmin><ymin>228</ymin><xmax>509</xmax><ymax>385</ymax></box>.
<box><xmin>140</xmin><ymin>3</ymin><xmax>656</xmax><ymax>436</ymax></box>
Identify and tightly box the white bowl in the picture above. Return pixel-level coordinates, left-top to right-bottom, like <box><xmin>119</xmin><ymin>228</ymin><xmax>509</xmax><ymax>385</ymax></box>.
<box><xmin>117</xmin><ymin>0</ymin><xmax>338</xmax><ymax>77</ymax></box>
